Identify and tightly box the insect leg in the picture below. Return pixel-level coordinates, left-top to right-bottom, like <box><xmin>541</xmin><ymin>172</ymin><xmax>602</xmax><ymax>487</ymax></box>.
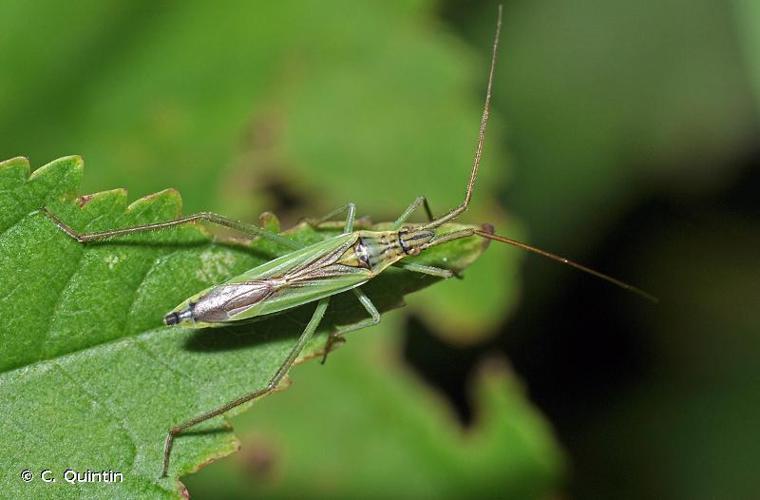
<box><xmin>304</xmin><ymin>203</ymin><xmax>356</xmax><ymax>233</ymax></box>
<box><xmin>392</xmin><ymin>196</ymin><xmax>435</xmax><ymax>229</ymax></box>
<box><xmin>320</xmin><ymin>288</ymin><xmax>380</xmax><ymax>365</ymax></box>
<box><xmin>40</xmin><ymin>207</ymin><xmax>300</xmax><ymax>250</ymax></box>
<box><xmin>160</xmin><ymin>297</ymin><xmax>330</xmax><ymax>477</ymax></box>
<box><xmin>398</xmin><ymin>262</ymin><xmax>456</xmax><ymax>279</ymax></box>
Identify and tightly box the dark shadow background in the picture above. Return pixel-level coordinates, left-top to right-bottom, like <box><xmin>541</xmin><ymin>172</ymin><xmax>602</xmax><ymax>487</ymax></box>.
<box><xmin>405</xmin><ymin>1</ymin><xmax>760</xmax><ymax>498</ymax></box>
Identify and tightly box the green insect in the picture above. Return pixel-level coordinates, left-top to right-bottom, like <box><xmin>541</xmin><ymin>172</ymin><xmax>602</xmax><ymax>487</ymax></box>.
<box><xmin>41</xmin><ymin>6</ymin><xmax>654</xmax><ymax>478</ymax></box>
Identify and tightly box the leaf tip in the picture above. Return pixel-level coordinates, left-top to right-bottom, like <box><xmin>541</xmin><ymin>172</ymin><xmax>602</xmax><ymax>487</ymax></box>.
<box><xmin>0</xmin><ymin>155</ymin><xmax>30</xmax><ymax>169</ymax></box>
<box><xmin>0</xmin><ymin>156</ymin><xmax>31</xmax><ymax>184</ymax></box>
<box><xmin>128</xmin><ymin>188</ymin><xmax>184</xmax><ymax>218</ymax></box>
<box><xmin>27</xmin><ymin>156</ymin><xmax>85</xmax><ymax>197</ymax></box>
<box><xmin>258</xmin><ymin>211</ymin><xmax>281</xmax><ymax>233</ymax></box>
<box><xmin>178</xmin><ymin>434</ymin><xmax>242</xmax><ymax>481</ymax></box>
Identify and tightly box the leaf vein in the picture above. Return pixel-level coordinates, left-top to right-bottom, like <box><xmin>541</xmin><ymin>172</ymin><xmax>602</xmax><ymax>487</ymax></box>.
<box><xmin>53</xmin><ymin>360</ymin><xmax>139</xmax><ymax>472</ymax></box>
<box><xmin>131</xmin><ymin>336</ymin><xmax>203</xmax><ymax>387</ymax></box>
<box><xmin>122</xmin><ymin>251</ymin><xmax>166</xmax><ymax>337</ymax></box>
<box><xmin>38</xmin><ymin>246</ymin><xmax>87</xmax><ymax>363</ymax></box>
<box><xmin>4</xmin><ymin>410</ymin><xmax>55</xmax><ymax>451</ymax></box>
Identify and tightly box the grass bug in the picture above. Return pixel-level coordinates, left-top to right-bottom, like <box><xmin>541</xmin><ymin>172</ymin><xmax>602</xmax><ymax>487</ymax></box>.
<box><xmin>41</xmin><ymin>5</ymin><xmax>655</xmax><ymax>478</ymax></box>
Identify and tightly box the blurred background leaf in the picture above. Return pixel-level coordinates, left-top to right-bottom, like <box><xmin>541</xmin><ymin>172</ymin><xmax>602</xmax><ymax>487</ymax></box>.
<box><xmin>735</xmin><ymin>0</ymin><xmax>760</xmax><ymax>109</ymax></box>
<box><xmin>2</xmin><ymin>0</ymin><xmax>759</xmax><ymax>498</ymax></box>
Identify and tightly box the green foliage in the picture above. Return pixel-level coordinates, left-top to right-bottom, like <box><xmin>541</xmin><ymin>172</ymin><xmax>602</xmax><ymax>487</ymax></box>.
<box><xmin>0</xmin><ymin>157</ymin><xmax>554</xmax><ymax>498</ymax></box>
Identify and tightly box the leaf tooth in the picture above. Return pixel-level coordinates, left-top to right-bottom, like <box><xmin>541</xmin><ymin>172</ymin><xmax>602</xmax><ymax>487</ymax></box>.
<box><xmin>127</xmin><ymin>188</ymin><xmax>183</xmax><ymax>219</ymax></box>
<box><xmin>74</xmin><ymin>188</ymin><xmax>129</xmax><ymax>211</ymax></box>
<box><xmin>0</xmin><ymin>156</ymin><xmax>30</xmax><ymax>177</ymax></box>
<box><xmin>29</xmin><ymin>155</ymin><xmax>83</xmax><ymax>181</ymax></box>
<box><xmin>78</xmin><ymin>189</ymin><xmax>130</xmax><ymax>219</ymax></box>
<box><xmin>258</xmin><ymin>211</ymin><xmax>281</xmax><ymax>233</ymax></box>
<box><xmin>27</xmin><ymin>156</ymin><xmax>84</xmax><ymax>203</ymax></box>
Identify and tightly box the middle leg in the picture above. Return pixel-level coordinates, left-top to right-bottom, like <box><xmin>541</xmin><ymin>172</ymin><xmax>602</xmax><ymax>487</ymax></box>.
<box><xmin>321</xmin><ymin>287</ymin><xmax>380</xmax><ymax>364</ymax></box>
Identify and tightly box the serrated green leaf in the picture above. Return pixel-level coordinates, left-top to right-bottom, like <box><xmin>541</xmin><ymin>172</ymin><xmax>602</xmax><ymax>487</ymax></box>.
<box><xmin>0</xmin><ymin>157</ymin><xmax>493</xmax><ymax>498</ymax></box>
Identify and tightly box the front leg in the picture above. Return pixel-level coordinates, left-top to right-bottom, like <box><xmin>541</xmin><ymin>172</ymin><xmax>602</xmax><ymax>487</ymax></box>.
<box><xmin>303</xmin><ymin>203</ymin><xmax>357</xmax><ymax>233</ymax></box>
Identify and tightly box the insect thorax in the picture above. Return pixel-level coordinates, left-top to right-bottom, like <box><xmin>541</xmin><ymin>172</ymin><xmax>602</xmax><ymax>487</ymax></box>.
<box><xmin>339</xmin><ymin>229</ymin><xmax>434</xmax><ymax>273</ymax></box>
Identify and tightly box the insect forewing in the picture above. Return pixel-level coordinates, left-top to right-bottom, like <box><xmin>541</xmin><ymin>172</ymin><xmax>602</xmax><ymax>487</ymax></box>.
<box><xmin>168</xmin><ymin>233</ymin><xmax>373</xmax><ymax>327</ymax></box>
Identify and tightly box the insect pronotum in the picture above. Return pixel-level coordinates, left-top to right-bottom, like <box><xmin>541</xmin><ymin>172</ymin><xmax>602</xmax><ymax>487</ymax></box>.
<box><xmin>41</xmin><ymin>5</ymin><xmax>656</xmax><ymax>478</ymax></box>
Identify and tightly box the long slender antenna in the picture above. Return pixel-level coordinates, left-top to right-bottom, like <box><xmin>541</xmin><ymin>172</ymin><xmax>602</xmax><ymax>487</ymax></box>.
<box><xmin>421</xmin><ymin>4</ymin><xmax>502</xmax><ymax>230</ymax></box>
<box><xmin>474</xmin><ymin>229</ymin><xmax>659</xmax><ymax>303</ymax></box>
<box><xmin>414</xmin><ymin>6</ymin><xmax>655</xmax><ymax>303</ymax></box>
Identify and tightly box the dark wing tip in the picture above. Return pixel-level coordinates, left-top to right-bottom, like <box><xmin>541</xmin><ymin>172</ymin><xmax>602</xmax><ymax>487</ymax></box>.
<box><xmin>479</xmin><ymin>223</ymin><xmax>495</xmax><ymax>235</ymax></box>
<box><xmin>164</xmin><ymin>312</ymin><xmax>180</xmax><ymax>326</ymax></box>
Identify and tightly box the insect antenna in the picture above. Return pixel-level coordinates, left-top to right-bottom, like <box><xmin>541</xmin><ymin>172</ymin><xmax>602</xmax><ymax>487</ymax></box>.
<box><xmin>416</xmin><ymin>5</ymin><xmax>655</xmax><ymax>303</ymax></box>
<box><xmin>473</xmin><ymin>228</ymin><xmax>659</xmax><ymax>303</ymax></box>
<box><xmin>420</xmin><ymin>4</ymin><xmax>502</xmax><ymax>231</ymax></box>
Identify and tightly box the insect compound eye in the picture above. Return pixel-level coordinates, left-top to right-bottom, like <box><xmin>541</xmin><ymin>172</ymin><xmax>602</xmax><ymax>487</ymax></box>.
<box><xmin>398</xmin><ymin>227</ymin><xmax>433</xmax><ymax>256</ymax></box>
<box><xmin>355</xmin><ymin>238</ymin><xmax>371</xmax><ymax>268</ymax></box>
<box><xmin>397</xmin><ymin>229</ymin><xmax>412</xmax><ymax>255</ymax></box>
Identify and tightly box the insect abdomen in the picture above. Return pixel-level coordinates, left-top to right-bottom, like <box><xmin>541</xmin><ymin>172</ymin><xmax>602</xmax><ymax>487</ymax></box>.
<box><xmin>165</xmin><ymin>233</ymin><xmax>370</xmax><ymax>327</ymax></box>
<box><xmin>164</xmin><ymin>281</ymin><xmax>274</xmax><ymax>325</ymax></box>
